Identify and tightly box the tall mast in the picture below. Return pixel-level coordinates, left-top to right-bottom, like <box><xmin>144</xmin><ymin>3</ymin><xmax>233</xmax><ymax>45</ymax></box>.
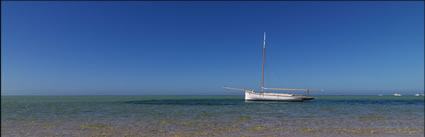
<box><xmin>262</xmin><ymin>32</ymin><xmax>266</xmax><ymax>93</ymax></box>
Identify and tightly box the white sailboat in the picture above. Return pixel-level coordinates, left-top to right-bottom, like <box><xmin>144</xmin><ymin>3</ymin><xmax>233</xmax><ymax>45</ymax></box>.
<box><xmin>224</xmin><ymin>32</ymin><xmax>320</xmax><ymax>101</ymax></box>
<box><xmin>393</xmin><ymin>93</ymin><xmax>402</xmax><ymax>96</ymax></box>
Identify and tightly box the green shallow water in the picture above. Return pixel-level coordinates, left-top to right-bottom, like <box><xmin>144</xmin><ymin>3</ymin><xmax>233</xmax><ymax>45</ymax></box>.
<box><xmin>1</xmin><ymin>95</ymin><xmax>424</xmax><ymax>137</ymax></box>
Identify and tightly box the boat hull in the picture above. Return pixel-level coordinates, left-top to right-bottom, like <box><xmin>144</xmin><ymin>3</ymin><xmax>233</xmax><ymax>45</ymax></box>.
<box><xmin>245</xmin><ymin>92</ymin><xmax>304</xmax><ymax>102</ymax></box>
<box><xmin>300</xmin><ymin>96</ymin><xmax>314</xmax><ymax>100</ymax></box>
<box><xmin>293</xmin><ymin>95</ymin><xmax>315</xmax><ymax>100</ymax></box>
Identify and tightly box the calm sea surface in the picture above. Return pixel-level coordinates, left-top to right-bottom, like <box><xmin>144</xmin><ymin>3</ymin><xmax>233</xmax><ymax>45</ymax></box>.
<box><xmin>1</xmin><ymin>95</ymin><xmax>424</xmax><ymax>137</ymax></box>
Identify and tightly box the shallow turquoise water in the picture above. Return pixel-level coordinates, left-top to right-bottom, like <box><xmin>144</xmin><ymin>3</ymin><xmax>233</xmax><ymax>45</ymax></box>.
<box><xmin>1</xmin><ymin>95</ymin><xmax>424</xmax><ymax>137</ymax></box>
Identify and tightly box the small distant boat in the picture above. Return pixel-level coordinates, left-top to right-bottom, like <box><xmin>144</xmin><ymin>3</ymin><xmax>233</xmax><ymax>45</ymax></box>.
<box><xmin>224</xmin><ymin>32</ymin><xmax>320</xmax><ymax>102</ymax></box>
<box><xmin>415</xmin><ymin>94</ymin><xmax>420</xmax><ymax>96</ymax></box>
<box><xmin>393</xmin><ymin>93</ymin><xmax>402</xmax><ymax>96</ymax></box>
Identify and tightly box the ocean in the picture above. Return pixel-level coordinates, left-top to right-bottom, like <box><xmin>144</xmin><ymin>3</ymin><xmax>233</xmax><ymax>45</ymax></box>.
<box><xmin>1</xmin><ymin>95</ymin><xmax>424</xmax><ymax>137</ymax></box>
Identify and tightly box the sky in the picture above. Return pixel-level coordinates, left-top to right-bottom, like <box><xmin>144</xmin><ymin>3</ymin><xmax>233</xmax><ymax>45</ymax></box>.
<box><xmin>1</xmin><ymin>2</ymin><xmax>424</xmax><ymax>95</ymax></box>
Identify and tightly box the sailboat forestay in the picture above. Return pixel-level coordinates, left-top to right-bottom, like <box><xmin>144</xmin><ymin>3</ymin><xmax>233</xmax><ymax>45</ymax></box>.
<box><xmin>224</xmin><ymin>32</ymin><xmax>320</xmax><ymax>101</ymax></box>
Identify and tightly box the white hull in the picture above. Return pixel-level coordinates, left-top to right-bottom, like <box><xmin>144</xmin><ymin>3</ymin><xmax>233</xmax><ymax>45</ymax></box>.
<box><xmin>394</xmin><ymin>93</ymin><xmax>402</xmax><ymax>96</ymax></box>
<box><xmin>245</xmin><ymin>92</ymin><xmax>303</xmax><ymax>101</ymax></box>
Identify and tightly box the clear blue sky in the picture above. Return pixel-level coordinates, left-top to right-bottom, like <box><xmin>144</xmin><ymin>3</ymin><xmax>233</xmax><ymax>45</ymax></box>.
<box><xmin>2</xmin><ymin>2</ymin><xmax>424</xmax><ymax>95</ymax></box>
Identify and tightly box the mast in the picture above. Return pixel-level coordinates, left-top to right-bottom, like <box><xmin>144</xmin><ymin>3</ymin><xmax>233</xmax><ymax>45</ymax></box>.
<box><xmin>262</xmin><ymin>32</ymin><xmax>266</xmax><ymax>93</ymax></box>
